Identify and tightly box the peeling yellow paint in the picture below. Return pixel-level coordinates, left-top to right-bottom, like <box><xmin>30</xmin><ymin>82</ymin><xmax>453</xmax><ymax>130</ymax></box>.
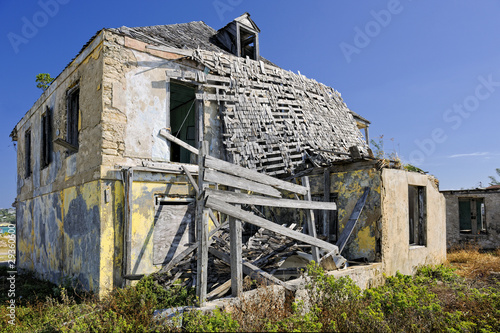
<box><xmin>357</xmin><ymin>226</ymin><xmax>375</xmax><ymax>253</ymax></box>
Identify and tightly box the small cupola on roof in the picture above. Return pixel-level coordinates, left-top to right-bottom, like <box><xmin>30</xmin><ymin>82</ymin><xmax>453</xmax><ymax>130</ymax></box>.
<box><xmin>215</xmin><ymin>13</ymin><xmax>260</xmax><ymax>60</ymax></box>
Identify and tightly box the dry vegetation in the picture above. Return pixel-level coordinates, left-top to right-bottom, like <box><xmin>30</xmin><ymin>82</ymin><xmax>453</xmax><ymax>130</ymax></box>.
<box><xmin>447</xmin><ymin>244</ymin><xmax>500</xmax><ymax>281</ymax></box>
<box><xmin>1</xmin><ymin>247</ymin><xmax>499</xmax><ymax>332</ymax></box>
<box><xmin>0</xmin><ymin>235</ymin><xmax>13</xmax><ymax>262</ymax></box>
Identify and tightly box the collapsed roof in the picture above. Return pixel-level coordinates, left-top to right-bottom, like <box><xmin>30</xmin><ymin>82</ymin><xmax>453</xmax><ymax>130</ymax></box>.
<box><xmin>111</xmin><ymin>13</ymin><xmax>370</xmax><ymax>176</ymax></box>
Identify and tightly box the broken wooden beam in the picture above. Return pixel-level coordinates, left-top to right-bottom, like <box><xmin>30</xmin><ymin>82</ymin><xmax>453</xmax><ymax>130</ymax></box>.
<box><xmin>205</xmin><ymin>156</ymin><xmax>308</xmax><ymax>195</ymax></box>
<box><xmin>196</xmin><ymin>141</ymin><xmax>209</xmax><ymax>306</ymax></box>
<box><xmin>302</xmin><ymin>176</ymin><xmax>320</xmax><ymax>263</ymax></box>
<box><xmin>159</xmin><ymin>129</ymin><xmax>199</xmax><ymax>155</ymax></box>
<box><xmin>204</xmin><ymin>188</ymin><xmax>337</xmax><ymax>210</ymax></box>
<box><xmin>336</xmin><ymin>187</ymin><xmax>370</xmax><ymax>253</ymax></box>
<box><xmin>205</xmin><ymin>196</ymin><xmax>341</xmax><ymax>255</ymax></box>
<box><xmin>181</xmin><ymin>165</ymin><xmax>219</xmax><ymax>227</ymax></box>
<box><xmin>207</xmin><ymin>279</ymin><xmax>232</xmax><ymax>300</ymax></box>
<box><xmin>204</xmin><ymin>169</ymin><xmax>281</xmax><ymax>198</ymax></box>
<box><xmin>157</xmin><ymin>221</ymin><xmax>228</xmax><ymax>275</ymax></box>
<box><xmin>209</xmin><ymin>248</ymin><xmax>296</xmax><ymax>292</ymax></box>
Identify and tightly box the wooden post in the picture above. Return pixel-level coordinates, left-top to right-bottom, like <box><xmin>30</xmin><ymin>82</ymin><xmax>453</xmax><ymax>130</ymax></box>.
<box><xmin>196</xmin><ymin>140</ymin><xmax>209</xmax><ymax>306</ymax></box>
<box><xmin>302</xmin><ymin>176</ymin><xmax>320</xmax><ymax>263</ymax></box>
<box><xmin>165</xmin><ymin>77</ymin><xmax>171</xmax><ymax>161</ymax></box>
<box><xmin>323</xmin><ymin>169</ymin><xmax>331</xmax><ymax>241</ymax></box>
<box><xmin>230</xmin><ymin>190</ymin><xmax>243</xmax><ymax>297</ymax></box>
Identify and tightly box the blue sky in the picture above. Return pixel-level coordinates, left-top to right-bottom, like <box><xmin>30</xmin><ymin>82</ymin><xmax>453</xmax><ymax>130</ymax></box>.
<box><xmin>0</xmin><ymin>0</ymin><xmax>499</xmax><ymax>208</ymax></box>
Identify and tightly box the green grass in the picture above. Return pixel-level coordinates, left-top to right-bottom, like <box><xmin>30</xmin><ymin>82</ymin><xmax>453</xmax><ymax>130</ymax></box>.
<box><xmin>1</xmin><ymin>250</ymin><xmax>499</xmax><ymax>332</ymax></box>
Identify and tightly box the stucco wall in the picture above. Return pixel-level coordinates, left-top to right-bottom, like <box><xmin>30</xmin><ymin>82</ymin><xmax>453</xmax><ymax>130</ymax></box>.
<box><xmin>126</xmin><ymin>171</ymin><xmax>196</xmax><ymax>276</ymax></box>
<box><xmin>14</xmin><ymin>32</ymin><xmax>108</xmax><ymax>294</ymax></box>
<box><xmin>443</xmin><ymin>190</ymin><xmax>500</xmax><ymax>249</ymax></box>
<box><xmin>100</xmin><ymin>31</ymin><xmax>224</xmax><ymax>179</ymax></box>
<box><xmin>381</xmin><ymin>169</ymin><xmax>446</xmax><ymax>276</ymax></box>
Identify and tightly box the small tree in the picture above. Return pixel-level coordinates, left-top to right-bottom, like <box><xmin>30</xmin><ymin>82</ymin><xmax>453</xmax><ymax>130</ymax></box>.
<box><xmin>488</xmin><ymin>168</ymin><xmax>500</xmax><ymax>185</ymax></box>
<box><xmin>36</xmin><ymin>73</ymin><xmax>54</xmax><ymax>91</ymax></box>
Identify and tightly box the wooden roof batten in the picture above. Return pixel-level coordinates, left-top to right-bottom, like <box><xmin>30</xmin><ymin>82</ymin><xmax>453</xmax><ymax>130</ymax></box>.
<box><xmin>187</xmin><ymin>48</ymin><xmax>370</xmax><ymax>178</ymax></box>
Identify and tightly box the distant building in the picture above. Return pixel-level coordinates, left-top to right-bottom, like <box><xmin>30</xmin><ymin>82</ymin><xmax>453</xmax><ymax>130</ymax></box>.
<box><xmin>442</xmin><ymin>187</ymin><xmax>500</xmax><ymax>249</ymax></box>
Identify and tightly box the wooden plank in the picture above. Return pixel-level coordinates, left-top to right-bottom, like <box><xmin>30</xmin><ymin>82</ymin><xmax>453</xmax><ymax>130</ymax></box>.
<box><xmin>182</xmin><ymin>165</ymin><xmax>219</xmax><ymax>228</ymax></box>
<box><xmin>158</xmin><ymin>221</ymin><xmax>229</xmax><ymax>275</ymax></box>
<box><xmin>123</xmin><ymin>169</ymin><xmax>134</xmax><ymax>278</ymax></box>
<box><xmin>303</xmin><ymin>176</ymin><xmax>320</xmax><ymax>263</ymax></box>
<box><xmin>146</xmin><ymin>44</ymin><xmax>193</xmax><ymax>57</ymax></box>
<box><xmin>159</xmin><ymin>129</ymin><xmax>199</xmax><ymax>155</ymax></box>
<box><xmin>323</xmin><ymin>169</ymin><xmax>331</xmax><ymax>240</ymax></box>
<box><xmin>205</xmin><ymin>188</ymin><xmax>337</xmax><ymax>210</ymax></box>
<box><xmin>209</xmin><ymin>248</ymin><xmax>295</xmax><ymax>292</ymax></box>
<box><xmin>197</xmin><ymin>209</ymin><xmax>209</xmax><ymax>306</ymax></box>
<box><xmin>336</xmin><ymin>187</ymin><xmax>370</xmax><ymax>253</ymax></box>
<box><xmin>205</xmin><ymin>156</ymin><xmax>307</xmax><ymax>195</ymax></box>
<box><xmin>182</xmin><ymin>165</ymin><xmax>199</xmax><ymax>194</ymax></box>
<box><xmin>229</xmin><ymin>199</ymin><xmax>243</xmax><ymax>297</ymax></box>
<box><xmin>204</xmin><ymin>169</ymin><xmax>281</xmax><ymax>198</ymax></box>
<box><xmin>207</xmin><ymin>279</ymin><xmax>231</xmax><ymax>300</ymax></box>
<box><xmin>53</xmin><ymin>138</ymin><xmax>78</xmax><ymax>152</ymax></box>
<box><xmin>196</xmin><ymin>141</ymin><xmax>209</xmax><ymax>306</ymax></box>
<box><xmin>205</xmin><ymin>196</ymin><xmax>338</xmax><ymax>253</ymax></box>
<box><xmin>158</xmin><ymin>243</ymin><xmax>197</xmax><ymax>275</ymax></box>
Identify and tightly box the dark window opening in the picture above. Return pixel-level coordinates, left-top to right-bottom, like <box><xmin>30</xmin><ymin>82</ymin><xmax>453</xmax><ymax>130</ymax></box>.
<box><xmin>66</xmin><ymin>86</ymin><xmax>80</xmax><ymax>152</ymax></box>
<box><xmin>459</xmin><ymin>198</ymin><xmax>486</xmax><ymax>235</ymax></box>
<box><xmin>169</xmin><ymin>81</ymin><xmax>196</xmax><ymax>164</ymax></box>
<box><xmin>41</xmin><ymin>107</ymin><xmax>52</xmax><ymax>169</ymax></box>
<box><xmin>312</xmin><ymin>193</ymin><xmax>338</xmax><ymax>242</ymax></box>
<box><xmin>24</xmin><ymin>129</ymin><xmax>31</xmax><ymax>179</ymax></box>
<box><xmin>409</xmin><ymin>185</ymin><xmax>426</xmax><ymax>246</ymax></box>
<box><xmin>238</xmin><ymin>26</ymin><xmax>259</xmax><ymax>60</ymax></box>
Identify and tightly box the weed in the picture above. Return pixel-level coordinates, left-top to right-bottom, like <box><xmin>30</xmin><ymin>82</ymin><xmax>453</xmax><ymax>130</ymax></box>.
<box><xmin>183</xmin><ymin>308</ymin><xmax>240</xmax><ymax>332</ymax></box>
<box><xmin>1</xmin><ymin>250</ymin><xmax>499</xmax><ymax>332</ymax></box>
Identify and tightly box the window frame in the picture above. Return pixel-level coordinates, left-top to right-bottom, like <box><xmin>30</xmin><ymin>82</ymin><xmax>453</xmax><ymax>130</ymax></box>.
<box><xmin>66</xmin><ymin>85</ymin><xmax>80</xmax><ymax>153</ymax></box>
<box><xmin>40</xmin><ymin>106</ymin><xmax>52</xmax><ymax>169</ymax></box>
<box><xmin>458</xmin><ymin>197</ymin><xmax>486</xmax><ymax>235</ymax></box>
<box><xmin>24</xmin><ymin>129</ymin><xmax>32</xmax><ymax>179</ymax></box>
<box><xmin>408</xmin><ymin>185</ymin><xmax>426</xmax><ymax>246</ymax></box>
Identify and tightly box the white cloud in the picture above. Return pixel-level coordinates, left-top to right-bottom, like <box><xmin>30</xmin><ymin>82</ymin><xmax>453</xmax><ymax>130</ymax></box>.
<box><xmin>448</xmin><ymin>152</ymin><xmax>490</xmax><ymax>158</ymax></box>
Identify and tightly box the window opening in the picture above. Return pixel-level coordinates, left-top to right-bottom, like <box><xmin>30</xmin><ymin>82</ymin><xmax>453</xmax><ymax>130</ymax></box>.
<box><xmin>24</xmin><ymin>129</ymin><xmax>31</xmax><ymax>179</ymax></box>
<box><xmin>66</xmin><ymin>86</ymin><xmax>80</xmax><ymax>153</ymax></box>
<box><xmin>170</xmin><ymin>81</ymin><xmax>196</xmax><ymax>163</ymax></box>
<box><xmin>312</xmin><ymin>193</ymin><xmax>338</xmax><ymax>242</ymax></box>
<box><xmin>238</xmin><ymin>26</ymin><xmax>258</xmax><ymax>60</ymax></box>
<box><xmin>459</xmin><ymin>198</ymin><xmax>486</xmax><ymax>234</ymax></box>
<box><xmin>41</xmin><ymin>107</ymin><xmax>52</xmax><ymax>169</ymax></box>
<box><xmin>409</xmin><ymin>185</ymin><xmax>426</xmax><ymax>246</ymax></box>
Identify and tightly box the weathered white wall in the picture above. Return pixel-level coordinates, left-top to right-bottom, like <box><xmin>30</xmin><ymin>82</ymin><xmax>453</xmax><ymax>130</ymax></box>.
<box><xmin>381</xmin><ymin>169</ymin><xmax>446</xmax><ymax>276</ymax></box>
<box><xmin>101</xmin><ymin>31</ymin><xmax>225</xmax><ymax>178</ymax></box>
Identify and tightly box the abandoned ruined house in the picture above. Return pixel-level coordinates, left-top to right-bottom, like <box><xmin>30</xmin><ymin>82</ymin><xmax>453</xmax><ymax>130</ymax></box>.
<box><xmin>442</xmin><ymin>185</ymin><xmax>500</xmax><ymax>250</ymax></box>
<box><xmin>10</xmin><ymin>13</ymin><xmax>446</xmax><ymax>301</ymax></box>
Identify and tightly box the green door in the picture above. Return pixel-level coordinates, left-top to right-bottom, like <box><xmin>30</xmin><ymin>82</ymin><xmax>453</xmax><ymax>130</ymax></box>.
<box><xmin>459</xmin><ymin>199</ymin><xmax>471</xmax><ymax>232</ymax></box>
